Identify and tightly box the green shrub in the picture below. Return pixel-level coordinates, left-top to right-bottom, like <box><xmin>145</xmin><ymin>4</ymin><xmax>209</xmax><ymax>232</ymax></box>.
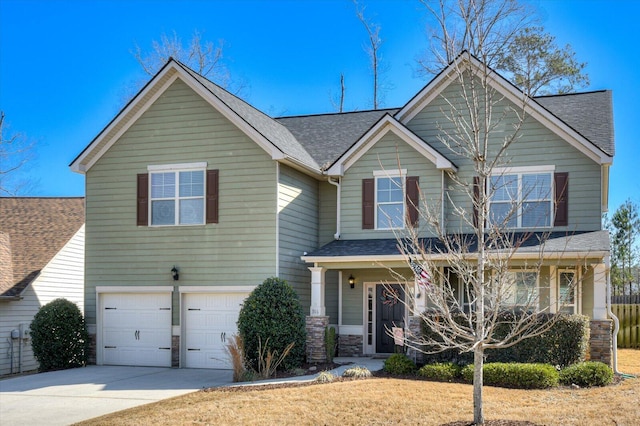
<box><xmin>383</xmin><ymin>353</ymin><xmax>417</xmax><ymax>375</ymax></box>
<box><xmin>418</xmin><ymin>362</ymin><xmax>461</xmax><ymax>382</ymax></box>
<box><xmin>325</xmin><ymin>326</ymin><xmax>337</xmax><ymax>363</ymax></box>
<box><xmin>237</xmin><ymin>277</ymin><xmax>306</xmax><ymax>371</ymax></box>
<box><xmin>342</xmin><ymin>366</ymin><xmax>372</xmax><ymax>378</ymax></box>
<box><xmin>420</xmin><ymin>312</ymin><xmax>589</xmax><ymax>367</ymax></box>
<box><xmin>461</xmin><ymin>363</ymin><xmax>559</xmax><ymax>389</ymax></box>
<box><xmin>30</xmin><ymin>298</ymin><xmax>89</xmax><ymax>372</ymax></box>
<box><xmin>559</xmin><ymin>362</ymin><xmax>613</xmax><ymax>387</ymax></box>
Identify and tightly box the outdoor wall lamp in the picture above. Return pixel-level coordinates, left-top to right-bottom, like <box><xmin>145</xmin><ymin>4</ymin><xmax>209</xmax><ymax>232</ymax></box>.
<box><xmin>171</xmin><ymin>266</ymin><xmax>179</xmax><ymax>281</ymax></box>
<box><xmin>349</xmin><ymin>274</ymin><xmax>355</xmax><ymax>289</ymax></box>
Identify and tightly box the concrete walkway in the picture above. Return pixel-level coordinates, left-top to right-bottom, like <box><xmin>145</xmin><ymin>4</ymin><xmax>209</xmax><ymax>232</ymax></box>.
<box><xmin>0</xmin><ymin>357</ymin><xmax>384</xmax><ymax>425</ymax></box>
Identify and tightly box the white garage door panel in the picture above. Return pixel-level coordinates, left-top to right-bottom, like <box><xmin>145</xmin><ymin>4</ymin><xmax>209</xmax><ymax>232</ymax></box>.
<box><xmin>184</xmin><ymin>292</ymin><xmax>246</xmax><ymax>369</ymax></box>
<box><xmin>101</xmin><ymin>293</ymin><xmax>172</xmax><ymax>367</ymax></box>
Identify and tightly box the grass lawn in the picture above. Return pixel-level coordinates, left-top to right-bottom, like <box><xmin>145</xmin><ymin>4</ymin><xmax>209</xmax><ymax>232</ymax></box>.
<box><xmin>77</xmin><ymin>349</ymin><xmax>640</xmax><ymax>425</ymax></box>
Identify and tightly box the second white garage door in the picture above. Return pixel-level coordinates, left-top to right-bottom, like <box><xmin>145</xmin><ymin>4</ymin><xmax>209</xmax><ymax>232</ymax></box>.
<box><xmin>183</xmin><ymin>292</ymin><xmax>248</xmax><ymax>369</ymax></box>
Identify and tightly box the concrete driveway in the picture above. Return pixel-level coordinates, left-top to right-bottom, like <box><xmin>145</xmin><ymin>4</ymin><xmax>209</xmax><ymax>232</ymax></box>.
<box><xmin>0</xmin><ymin>366</ymin><xmax>233</xmax><ymax>425</ymax></box>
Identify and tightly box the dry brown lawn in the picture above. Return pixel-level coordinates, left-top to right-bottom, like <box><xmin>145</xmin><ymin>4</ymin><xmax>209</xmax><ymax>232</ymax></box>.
<box><xmin>77</xmin><ymin>350</ymin><xmax>640</xmax><ymax>426</ymax></box>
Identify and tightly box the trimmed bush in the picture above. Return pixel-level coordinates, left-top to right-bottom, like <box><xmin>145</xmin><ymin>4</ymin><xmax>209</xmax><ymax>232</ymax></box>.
<box><xmin>383</xmin><ymin>353</ymin><xmax>417</xmax><ymax>375</ymax></box>
<box><xmin>30</xmin><ymin>298</ymin><xmax>89</xmax><ymax>372</ymax></box>
<box><xmin>559</xmin><ymin>362</ymin><xmax>613</xmax><ymax>387</ymax></box>
<box><xmin>461</xmin><ymin>362</ymin><xmax>559</xmax><ymax>389</ymax></box>
<box><xmin>420</xmin><ymin>312</ymin><xmax>589</xmax><ymax>367</ymax></box>
<box><xmin>418</xmin><ymin>362</ymin><xmax>462</xmax><ymax>382</ymax></box>
<box><xmin>237</xmin><ymin>277</ymin><xmax>306</xmax><ymax>371</ymax></box>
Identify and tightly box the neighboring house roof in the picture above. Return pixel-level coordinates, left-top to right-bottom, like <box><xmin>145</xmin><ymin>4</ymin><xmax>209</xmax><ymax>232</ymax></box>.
<box><xmin>0</xmin><ymin>197</ymin><xmax>85</xmax><ymax>298</ymax></box>
<box><xmin>535</xmin><ymin>90</ymin><xmax>615</xmax><ymax>157</ymax></box>
<box><xmin>302</xmin><ymin>230</ymin><xmax>610</xmax><ymax>262</ymax></box>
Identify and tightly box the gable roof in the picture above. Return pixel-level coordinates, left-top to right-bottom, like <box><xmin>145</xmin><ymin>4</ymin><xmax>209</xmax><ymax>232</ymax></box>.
<box><xmin>0</xmin><ymin>197</ymin><xmax>85</xmax><ymax>298</ymax></box>
<box><xmin>276</xmin><ymin>109</ymin><xmax>398</xmax><ymax>170</ymax></box>
<box><xmin>395</xmin><ymin>52</ymin><xmax>614</xmax><ymax>165</ymax></box>
<box><xmin>325</xmin><ymin>114</ymin><xmax>457</xmax><ymax>176</ymax></box>
<box><xmin>70</xmin><ymin>59</ymin><xmax>320</xmax><ymax>174</ymax></box>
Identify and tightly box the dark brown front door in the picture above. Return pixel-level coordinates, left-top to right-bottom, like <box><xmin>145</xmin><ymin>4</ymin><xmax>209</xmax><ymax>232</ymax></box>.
<box><xmin>376</xmin><ymin>284</ymin><xmax>405</xmax><ymax>353</ymax></box>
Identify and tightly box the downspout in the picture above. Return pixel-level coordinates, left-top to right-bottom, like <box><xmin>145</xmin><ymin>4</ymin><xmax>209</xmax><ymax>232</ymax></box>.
<box><xmin>441</xmin><ymin>170</ymin><xmax>445</xmax><ymax>235</ymax></box>
<box><xmin>275</xmin><ymin>162</ymin><xmax>280</xmax><ymax>277</ymax></box>
<box><xmin>328</xmin><ymin>177</ymin><xmax>341</xmax><ymax>239</ymax></box>
<box><xmin>605</xmin><ymin>254</ymin><xmax>632</xmax><ymax>377</ymax></box>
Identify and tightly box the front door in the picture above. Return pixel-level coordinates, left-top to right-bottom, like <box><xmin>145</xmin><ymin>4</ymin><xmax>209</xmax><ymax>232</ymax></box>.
<box><xmin>376</xmin><ymin>284</ymin><xmax>405</xmax><ymax>353</ymax></box>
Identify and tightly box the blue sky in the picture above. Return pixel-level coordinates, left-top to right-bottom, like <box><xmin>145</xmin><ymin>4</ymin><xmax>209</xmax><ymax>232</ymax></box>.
<box><xmin>1</xmin><ymin>0</ymin><xmax>638</xmax><ymax>212</ymax></box>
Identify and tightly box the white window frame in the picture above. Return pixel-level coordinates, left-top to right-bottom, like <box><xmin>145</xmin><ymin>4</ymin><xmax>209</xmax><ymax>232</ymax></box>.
<box><xmin>557</xmin><ymin>269</ymin><xmax>580</xmax><ymax>314</ymax></box>
<box><xmin>147</xmin><ymin>162</ymin><xmax>207</xmax><ymax>227</ymax></box>
<box><xmin>373</xmin><ymin>169</ymin><xmax>406</xmax><ymax>230</ymax></box>
<box><xmin>502</xmin><ymin>269</ymin><xmax>539</xmax><ymax>309</ymax></box>
<box><xmin>489</xmin><ymin>165</ymin><xmax>555</xmax><ymax>229</ymax></box>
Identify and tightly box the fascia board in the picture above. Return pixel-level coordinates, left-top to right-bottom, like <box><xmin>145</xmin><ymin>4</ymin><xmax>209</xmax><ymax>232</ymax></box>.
<box><xmin>326</xmin><ymin>116</ymin><xmax>456</xmax><ymax>176</ymax></box>
<box><xmin>301</xmin><ymin>250</ymin><xmax>606</xmax><ymax>264</ymax></box>
<box><xmin>70</xmin><ymin>63</ymin><xmax>181</xmax><ymax>174</ymax></box>
<box><xmin>72</xmin><ymin>62</ymin><xmax>284</xmax><ymax>174</ymax></box>
<box><xmin>396</xmin><ymin>53</ymin><xmax>612</xmax><ymax>166</ymax></box>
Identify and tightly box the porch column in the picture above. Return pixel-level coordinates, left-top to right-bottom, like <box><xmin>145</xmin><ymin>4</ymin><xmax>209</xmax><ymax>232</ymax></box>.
<box><xmin>309</xmin><ymin>266</ymin><xmax>326</xmax><ymax>316</ymax></box>
<box><xmin>592</xmin><ymin>263</ymin><xmax>607</xmax><ymax>320</ymax></box>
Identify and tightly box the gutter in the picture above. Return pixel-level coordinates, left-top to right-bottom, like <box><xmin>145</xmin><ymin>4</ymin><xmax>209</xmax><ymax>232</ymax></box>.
<box><xmin>327</xmin><ymin>177</ymin><xmax>341</xmax><ymax>239</ymax></box>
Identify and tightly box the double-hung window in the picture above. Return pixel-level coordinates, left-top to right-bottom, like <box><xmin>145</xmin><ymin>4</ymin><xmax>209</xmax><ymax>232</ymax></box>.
<box><xmin>148</xmin><ymin>163</ymin><xmax>206</xmax><ymax>226</ymax></box>
<box><xmin>503</xmin><ymin>270</ymin><xmax>539</xmax><ymax>308</ymax></box>
<box><xmin>558</xmin><ymin>270</ymin><xmax>578</xmax><ymax>314</ymax></box>
<box><xmin>374</xmin><ymin>170</ymin><xmax>405</xmax><ymax>230</ymax></box>
<box><xmin>489</xmin><ymin>166</ymin><xmax>554</xmax><ymax>228</ymax></box>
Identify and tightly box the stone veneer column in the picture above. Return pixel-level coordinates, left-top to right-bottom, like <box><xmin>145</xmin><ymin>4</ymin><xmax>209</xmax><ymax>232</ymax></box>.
<box><xmin>406</xmin><ymin>316</ymin><xmax>425</xmax><ymax>364</ymax></box>
<box><xmin>171</xmin><ymin>335</ymin><xmax>180</xmax><ymax>367</ymax></box>
<box><xmin>589</xmin><ymin>319</ymin><xmax>613</xmax><ymax>367</ymax></box>
<box><xmin>305</xmin><ymin>316</ymin><xmax>329</xmax><ymax>363</ymax></box>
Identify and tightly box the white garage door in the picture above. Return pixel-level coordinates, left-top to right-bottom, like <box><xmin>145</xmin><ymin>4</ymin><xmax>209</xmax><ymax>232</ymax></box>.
<box><xmin>102</xmin><ymin>293</ymin><xmax>172</xmax><ymax>367</ymax></box>
<box><xmin>183</xmin><ymin>292</ymin><xmax>247</xmax><ymax>369</ymax></box>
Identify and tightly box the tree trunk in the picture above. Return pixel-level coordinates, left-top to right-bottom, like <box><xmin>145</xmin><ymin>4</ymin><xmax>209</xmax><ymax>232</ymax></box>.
<box><xmin>473</xmin><ymin>345</ymin><xmax>484</xmax><ymax>425</ymax></box>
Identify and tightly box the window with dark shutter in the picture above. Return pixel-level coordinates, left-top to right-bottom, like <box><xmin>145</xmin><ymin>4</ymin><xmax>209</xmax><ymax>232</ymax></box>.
<box><xmin>206</xmin><ymin>169</ymin><xmax>219</xmax><ymax>224</ymax></box>
<box><xmin>406</xmin><ymin>176</ymin><xmax>420</xmax><ymax>227</ymax></box>
<box><xmin>362</xmin><ymin>178</ymin><xmax>375</xmax><ymax>229</ymax></box>
<box><xmin>554</xmin><ymin>172</ymin><xmax>569</xmax><ymax>227</ymax></box>
<box><xmin>137</xmin><ymin>173</ymin><xmax>149</xmax><ymax>226</ymax></box>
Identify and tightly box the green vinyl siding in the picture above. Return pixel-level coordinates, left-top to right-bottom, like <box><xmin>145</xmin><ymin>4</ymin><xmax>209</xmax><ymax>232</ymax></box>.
<box><xmin>277</xmin><ymin>164</ymin><xmax>319</xmax><ymax>313</ymax></box>
<box><xmin>84</xmin><ymin>79</ymin><xmax>278</xmax><ymax>325</ymax></box>
<box><xmin>340</xmin><ymin>131</ymin><xmax>443</xmax><ymax>239</ymax></box>
<box><xmin>319</xmin><ymin>181</ymin><xmax>338</xmax><ymax>246</ymax></box>
<box><xmin>325</xmin><ymin>270</ymin><xmax>339</xmax><ymax>324</ymax></box>
<box><xmin>406</xmin><ymin>81</ymin><xmax>602</xmax><ymax>233</ymax></box>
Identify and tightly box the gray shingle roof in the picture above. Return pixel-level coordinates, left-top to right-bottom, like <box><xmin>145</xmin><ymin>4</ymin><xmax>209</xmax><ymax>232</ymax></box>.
<box><xmin>305</xmin><ymin>231</ymin><xmax>609</xmax><ymax>258</ymax></box>
<box><xmin>276</xmin><ymin>109</ymin><xmax>398</xmax><ymax>169</ymax></box>
<box><xmin>535</xmin><ymin>90</ymin><xmax>614</xmax><ymax>156</ymax></box>
<box><xmin>176</xmin><ymin>61</ymin><xmax>321</xmax><ymax>171</ymax></box>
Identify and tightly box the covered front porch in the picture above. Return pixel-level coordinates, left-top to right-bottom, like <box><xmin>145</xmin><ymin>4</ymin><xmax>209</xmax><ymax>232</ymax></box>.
<box><xmin>301</xmin><ymin>231</ymin><xmax>614</xmax><ymax>366</ymax></box>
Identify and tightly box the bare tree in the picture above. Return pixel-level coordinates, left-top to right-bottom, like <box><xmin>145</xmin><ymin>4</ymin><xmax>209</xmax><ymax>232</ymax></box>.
<box><xmin>389</xmin><ymin>1</ymin><xmax>589</xmax><ymax>423</ymax></box>
<box><xmin>417</xmin><ymin>0</ymin><xmax>588</xmax><ymax>96</ymax></box>
<box><xmin>354</xmin><ymin>1</ymin><xmax>387</xmax><ymax>109</ymax></box>
<box><xmin>132</xmin><ymin>30</ymin><xmax>233</xmax><ymax>90</ymax></box>
<box><xmin>0</xmin><ymin>111</ymin><xmax>35</xmax><ymax>196</ymax></box>
<box><xmin>330</xmin><ymin>73</ymin><xmax>346</xmax><ymax>113</ymax></box>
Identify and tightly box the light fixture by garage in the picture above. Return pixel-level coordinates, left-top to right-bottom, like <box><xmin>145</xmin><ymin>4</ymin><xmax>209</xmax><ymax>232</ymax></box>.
<box><xmin>171</xmin><ymin>266</ymin><xmax>179</xmax><ymax>281</ymax></box>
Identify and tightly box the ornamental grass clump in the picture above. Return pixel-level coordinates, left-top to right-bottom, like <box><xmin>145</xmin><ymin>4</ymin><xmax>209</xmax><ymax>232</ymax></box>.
<box><xmin>315</xmin><ymin>371</ymin><xmax>337</xmax><ymax>383</ymax></box>
<box><xmin>342</xmin><ymin>366</ymin><xmax>372</xmax><ymax>379</ymax></box>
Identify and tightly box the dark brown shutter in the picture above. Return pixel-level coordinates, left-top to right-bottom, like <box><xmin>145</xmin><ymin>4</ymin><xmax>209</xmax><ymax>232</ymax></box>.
<box><xmin>206</xmin><ymin>169</ymin><xmax>219</xmax><ymax>224</ymax></box>
<box><xmin>362</xmin><ymin>178</ymin><xmax>375</xmax><ymax>229</ymax></box>
<box><xmin>137</xmin><ymin>173</ymin><xmax>149</xmax><ymax>226</ymax></box>
<box><xmin>473</xmin><ymin>176</ymin><xmax>480</xmax><ymax>228</ymax></box>
<box><xmin>554</xmin><ymin>172</ymin><xmax>569</xmax><ymax>227</ymax></box>
<box><xmin>406</xmin><ymin>176</ymin><xmax>420</xmax><ymax>227</ymax></box>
